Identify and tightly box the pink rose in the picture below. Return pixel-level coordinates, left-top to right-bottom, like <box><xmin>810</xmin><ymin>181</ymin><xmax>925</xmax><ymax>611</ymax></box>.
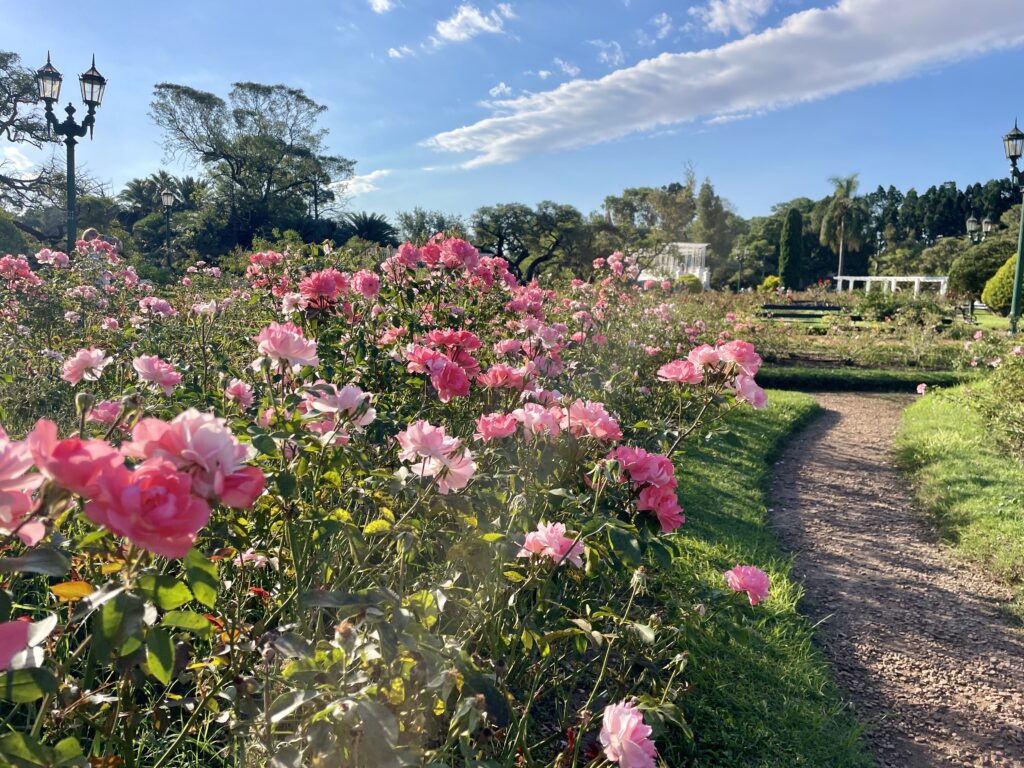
<box><xmin>427</xmin><ymin>358</ymin><xmax>470</xmax><ymax>403</ymax></box>
<box><xmin>254</xmin><ymin>322</ymin><xmax>319</xmax><ymax>370</ymax></box>
<box><xmin>717</xmin><ymin>340</ymin><xmax>762</xmax><ymax>376</ymax></box>
<box><xmin>733</xmin><ymin>375</ymin><xmax>768</xmax><ymax>409</ymax></box>
<box><xmin>687</xmin><ymin>343</ymin><xmax>720</xmax><ymax>368</ymax></box>
<box><xmin>600</xmin><ymin>701</ymin><xmax>657</xmax><ymax>768</ymax></box>
<box><xmin>133</xmin><ymin>355</ymin><xmax>182</xmax><ymax>395</ymax></box>
<box><xmin>62</xmin><ymin>348</ymin><xmax>112</xmax><ymax>385</ymax></box>
<box><xmin>27</xmin><ymin>419</ymin><xmax>124</xmax><ymax>498</ymax></box>
<box><xmin>474</xmin><ymin>413</ymin><xmax>519</xmax><ymax>442</ymax></box>
<box><xmin>0</xmin><ymin>431</ymin><xmax>44</xmax><ymax>546</ymax></box>
<box><xmin>351</xmin><ymin>270</ymin><xmax>381</xmax><ymax>298</ymax></box>
<box><xmin>636</xmin><ymin>484</ymin><xmax>685</xmax><ymax>533</ymax></box>
<box><xmin>86</xmin><ymin>458</ymin><xmax>211</xmax><ymax>558</ymax></box>
<box><xmin>657</xmin><ymin>359</ymin><xmax>703</xmax><ymax>385</ymax></box>
<box><xmin>225</xmin><ymin>378</ymin><xmax>255</xmax><ymax>408</ymax></box>
<box><xmin>724</xmin><ymin>565</ymin><xmax>771</xmax><ymax>605</ymax></box>
<box><xmin>517</xmin><ymin>521</ymin><xmax>584</xmax><ymax>568</ymax></box>
<box><xmin>299</xmin><ymin>268</ymin><xmax>347</xmax><ymax>302</ymax></box>
<box><xmin>87</xmin><ymin>400</ymin><xmax>123</xmax><ymax>427</ymax></box>
<box><xmin>0</xmin><ymin>621</ymin><xmax>29</xmax><ymax>671</ymax></box>
<box><xmin>916</xmin><ymin>383</ymin><xmax>928</xmax><ymax>395</ymax></box>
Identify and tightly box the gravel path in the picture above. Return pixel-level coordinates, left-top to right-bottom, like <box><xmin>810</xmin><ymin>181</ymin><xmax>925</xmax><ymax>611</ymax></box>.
<box><xmin>770</xmin><ymin>393</ymin><xmax>1024</xmax><ymax>768</ymax></box>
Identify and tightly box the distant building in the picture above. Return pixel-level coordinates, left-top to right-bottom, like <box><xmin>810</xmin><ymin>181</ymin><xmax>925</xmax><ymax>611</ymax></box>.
<box><xmin>638</xmin><ymin>242</ymin><xmax>711</xmax><ymax>288</ymax></box>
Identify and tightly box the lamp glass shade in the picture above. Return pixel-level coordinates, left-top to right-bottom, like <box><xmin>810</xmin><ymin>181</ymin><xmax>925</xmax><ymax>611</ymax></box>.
<box><xmin>79</xmin><ymin>58</ymin><xmax>106</xmax><ymax>106</ymax></box>
<box><xmin>982</xmin><ymin>217</ymin><xmax>993</xmax><ymax>234</ymax></box>
<box><xmin>35</xmin><ymin>57</ymin><xmax>62</xmax><ymax>102</ymax></box>
<box><xmin>966</xmin><ymin>215</ymin><xmax>978</xmax><ymax>233</ymax></box>
<box><xmin>1004</xmin><ymin>122</ymin><xmax>1024</xmax><ymax>162</ymax></box>
<box><xmin>160</xmin><ymin>189</ymin><xmax>176</xmax><ymax>207</ymax></box>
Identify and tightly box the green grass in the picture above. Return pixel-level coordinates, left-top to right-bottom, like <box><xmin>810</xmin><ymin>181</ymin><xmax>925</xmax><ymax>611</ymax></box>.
<box><xmin>972</xmin><ymin>308</ymin><xmax>1010</xmax><ymax>331</ymax></box>
<box><xmin>671</xmin><ymin>391</ymin><xmax>871</xmax><ymax>767</ymax></box>
<box><xmin>895</xmin><ymin>392</ymin><xmax>1024</xmax><ymax>617</ymax></box>
<box><xmin>757</xmin><ymin>365</ymin><xmax>966</xmax><ymax>392</ymax></box>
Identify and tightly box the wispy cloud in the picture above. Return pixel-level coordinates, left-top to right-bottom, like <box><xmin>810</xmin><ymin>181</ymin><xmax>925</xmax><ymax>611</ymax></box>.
<box><xmin>553</xmin><ymin>57</ymin><xmax>580</xmax><ymax>77</ymax></box>
<box><xmin>388</xmin><ymin>45</ymin><xmax>414</xmax><ymax>58</ymax></box>
<box><xmin>427</xmin><ymin>0</ymin><xmax>1024</xmax><ymax>167</ymax></box>
<box><xmin>345</xmin><ymin>169</ymin><xmax>390</xmax><ymax>196</ymax></box>
<box><xmin>433</xmin><ymin>3</ymin><xmax>514</xmax><ymax>45</ymax></box>
<box><xmin>489</xmin><ymin>81</ymin><xmax>513</xmax><ymax>97</ymax></box>
<box><xmin>589</xmin><ymin>40</ymin><xmax>625</xmax><ymax>67</ymax></box>
<box><xmin>651</xmin><ymin>13</ymin><xmax>673</xmax><ymax>40</ymax></box>
<box><xmin>691</xmin><ymin>0</ymin><xmax>772</xmax><ymax>35</ymax></box>
<box><xmin>369</xmin><ymin>0</ymin><xmax>395</xmax><ymax>13</ymax></box>
<box><xmin>1</xmin><ymin>146</ymin><xmax>34</xmax><ymax>176</ymax></box>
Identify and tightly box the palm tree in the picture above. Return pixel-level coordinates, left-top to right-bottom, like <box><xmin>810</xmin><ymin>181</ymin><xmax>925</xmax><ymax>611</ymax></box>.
<box><xmin>339</xmin><ymin>212</ymin><xmax>399</xmax><ymax>247</ymax></box>
<box><xmin>820</xmin><ymin>174</ymin><xmax>869</xmax><ymax>277</ymax></box>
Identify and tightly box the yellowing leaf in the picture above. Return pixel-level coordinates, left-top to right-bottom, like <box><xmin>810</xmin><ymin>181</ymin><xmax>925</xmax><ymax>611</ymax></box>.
<box><xmin>362</xmin><ymin>519</ymin><xmax>392</xmax><ymax>536</ymax></box>
<box><xmin>50</xmin><ymin>581</ymin><xmax>95</xmax><ymax>602</ymax></box>
<box><xmin>100</xmin><ymin>561</ymin><xmax>124</xmax><ymax>575</ymax></box>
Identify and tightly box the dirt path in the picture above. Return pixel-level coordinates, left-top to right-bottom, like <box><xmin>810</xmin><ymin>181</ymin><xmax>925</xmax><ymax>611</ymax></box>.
<box><xmin>770</xmin><ymin>393</ymin><xmax>1024</xmax><ymax>768</ymax></box>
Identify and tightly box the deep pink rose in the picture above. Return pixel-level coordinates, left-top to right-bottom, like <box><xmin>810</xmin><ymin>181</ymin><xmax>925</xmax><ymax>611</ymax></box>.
<box><xmin>27</xmin><ymin>419</ymin><xmax>124</xmax><ymax>498</ymax></box>
<box><xmin>724</xmin><ymin>565</ymin><xmax>771</xmax><ymax>605</ymax></box>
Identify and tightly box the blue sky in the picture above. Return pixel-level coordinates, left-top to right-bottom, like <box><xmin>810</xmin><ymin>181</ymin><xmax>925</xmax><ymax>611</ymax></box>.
<box><xmin>2</xmin><ymin>0</ymin><xmax>1023</xmax><ymax>221</ymax></box>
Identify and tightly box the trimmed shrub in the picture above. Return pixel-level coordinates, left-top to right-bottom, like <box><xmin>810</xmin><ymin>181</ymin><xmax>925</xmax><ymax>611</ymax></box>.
<box><xmin>981</xmin><ymin>254</ymin><xmax>1017</xmax><ymax>316</ymax></box>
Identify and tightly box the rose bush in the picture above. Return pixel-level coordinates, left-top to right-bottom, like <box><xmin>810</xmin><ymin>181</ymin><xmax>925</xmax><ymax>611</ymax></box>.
<box><xmin>0</xmin><ymin>238</ymin><xmax>775</xmax><ymax>766</ymax></box>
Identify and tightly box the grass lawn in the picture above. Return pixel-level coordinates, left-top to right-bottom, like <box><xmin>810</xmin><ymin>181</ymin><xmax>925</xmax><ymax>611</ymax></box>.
<box><xmin>671</xmin><ymin>390</ymin><xmax>871</xmax><ymax>766</ymax></box>
<box><xmin>756</xmin><ymin>365</ymin><xmax>966</xmax><ymax>392</ymax></box>
<box><xmin>895</xmin><ymin>391</ymin><xmax>1024</xmax><ymax>618</ymax></box>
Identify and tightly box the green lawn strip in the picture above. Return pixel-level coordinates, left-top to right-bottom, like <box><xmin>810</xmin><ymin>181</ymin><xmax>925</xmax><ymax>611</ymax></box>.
<box><xmin>895</xmin><ymin>391</ymin><xmax>1024</xmax><ymax>617</ymax></box>
<box><xmin>670</xmin><ymin>390</ymin><xmax>871</xmax><ymax>767</ymax></box>
<box><xmin>757</xmin><ymin>365</ymin><xmax>965</xmax><ymax>392</ymax></box>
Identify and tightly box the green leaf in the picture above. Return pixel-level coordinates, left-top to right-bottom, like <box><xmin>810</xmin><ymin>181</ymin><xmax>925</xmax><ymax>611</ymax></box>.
<box><xmin>162</xmin><ymin>610</ymin><xmax>213</xmax><ymax>639</ymax></box>
<box><xmin>607</xmin><ymin>527</ymin><xmax>642</xmax><ymax>567</ymax></box>
<box><xmin>53</xmin><ymin>736</ymin><xmax>85</xmax><ymax>765</ymax></box>
<box><xmin>137</xmin><ymin>575</ymin><xmax>193</xmax><ymax>610</ymax></box>
<box><xmin>184</xmin><ymin>549</ymin><xmax>218</xmax><ymax>609</ymax></box>
<box><xmin>630</xmin><ymin>622</ymin><xmax>656</xmax><ymax>645</ymax></box>
<box><xmin>146</xmin><ymin>627</ymin><xmax>175</xmax><ymax>685</ymax></box>
<box><xmin>0</xmin><ymin>668</ymin><xmax>58</xmax><ymax>703</ymax></box>
<box><xmin>95</xmin><ymin>592</ymin><xmax>145</xmax><ymax>657</ymax></box>
<box><xmin>275</xmin><ymin>472</ymin><xmax>297</xmax><ymax>497</ymax></box>
<box><xmin>0</xmin><ymin>548</ymin><xmax>69</xmax><ymax>577</ymax></box>
<box><xmin>502</xmin><ymin>570</ymin><xmax>526</xmax><ymax>583</ymax></box>
<box><xmin>251</xmin><ymin>433</ymin><xmax>277</xmax><ymax>457</ymax></box>
<box><xmin>271</xmin><ymin>632</ymin><xmax>314</xmax><ymax>659</ymax></box>
<box><xmin>0</xmin><ymin>731</ymin><xmax>52</xmax><ymax>765</ymax></box>
<box><xmin>268</xmin><ymin>689</ymin><xmax>320</xmax><ymax>724</ymax></box>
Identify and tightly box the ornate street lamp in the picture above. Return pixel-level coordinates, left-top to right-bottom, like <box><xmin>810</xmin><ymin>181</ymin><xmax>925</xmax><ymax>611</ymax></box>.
<box><xmin>1003</xmin><ymin>121</ymin><xmax>1024</xmax><ymax>333</ymax></box>
<box><xmin>160</xmin><ymin>189</ymin><xmax>175</xmax><ymax>269</ymax></box>
<box><xmin>35</xmin><ymin>53</ymin><xmax>106</xmax><ymax>255</ymax></box>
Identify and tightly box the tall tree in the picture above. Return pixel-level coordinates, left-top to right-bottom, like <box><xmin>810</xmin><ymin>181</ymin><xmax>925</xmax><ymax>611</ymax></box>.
<box><xmin>0</xmin><ymin>50</ymin><xmax>56</xmax><ymax>211</ymax></box>
<box><xmin>820</xmin><ymin>173</ymin><xmax>868</xmax><ymax>276</ymax></box>
<box><xmin>395</xmin><ymin>207</ymin><xmax>465</xmax><ymax>243</ymax></box>
<box><xmin>779</xmin><ymin>207</ymin><xmax>805</xmax><ymax>289</ymax></box>
<box><xmin>337</xmin><ymin>211</ymin><xmax>398</xmax><ymax>247</ymax></box>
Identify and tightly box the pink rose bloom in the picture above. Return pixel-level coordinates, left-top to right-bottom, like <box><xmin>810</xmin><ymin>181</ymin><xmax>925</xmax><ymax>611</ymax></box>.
<box><xmin>62</xmin><ymin>348</ymin><xmax>112</xmax><ymax>385</ymax></box>
<box><xmin>397</xmin><ymin>420</ymin><xmax>461</xmax><ymax>462</ymax></box>
<box><xmin>432</xmin><ymin>450</ymin><xmax>476</xmax><ymax>494</ymax></box>
<box><xmin>562</xmin><ymin>399</ymin><xmax>623</xmax><ymax>442</ymax></box>
<box><xmin>87</xmin><ymin>400</ymin><xmax>123</xmax><ymax>427</ymax></box>
<box><xmin>27</xmin><ymin>419</ymin><xmax>124</xmax><ymax>499</ymax></box>
<box><xmin>517</xmin><ymin>521</ymin><xmax>584</xmax><ymax>568</ymax></box>
<box><xmin>427</xmin><ymin>358</ymin><xmax>471</xmax><ymax>403</ymax></box>
<box><xmin>511</xmin><ymin>403</ymin><xmax>562</xmax><ymax>442</ymax></box>
<box><xmin>0</xmin><ymin>431</ymin><xmax>45</xmax><ymax>546</ymax></box>
<box><xmin>636</xmin><ymin>484</ymin><xmax>685</xmax><ymax>532</ymax></box>
<box><xmin>351</xmin><ymin>270</ymin><xmax>381</xmax><ymax>298</ymax></box>
<box><xmin>254</xmin><ymin>322</ymin><xmax>319</xmax><ymax>370</ymax></box>
<box><xmin>600</xmin><ymin>701</ymin><xmax>657</xmax><ymax>768</ymax></box>
<box><xmin>612</xmin><ymin>446</ymin><xmax>676</xmax><ymax>489</ymax></box>
<box><xmin>0</xmin><ymin>620</ymin><xmax>30</xmax><ymax>670</ymax></box>
<box><xmin>477</xmin><ymin>363</ymin><xmax>526</xmax><ymax>390</ymax></box>
<box><xmin>133</xmin><ymin>355</ymin><xmax>182</xmax><ymax>395</ymax></box>
<box><xmin>733</xmin><ymin>375</ymin><xmax>768</xmax><ymax>410</ymax></box>
<box><xmin>493</xmin><ymin>339</ymin><xmax>522</xmax><ymax>355</ymax></box>
<box><xmin>304</xmin><ymin>382</ymin><xmax>376</xmax><ymax>428</ymax></box>
<box><xmin>724</xmin><ymin>565</ymin><xmax>771</xmax><ymax>605</ymax></box>
<box><xmin>687</xmin><ymin>344</ymin><xmax>720</xmax><ymax>368</ymax></box>
<box><xmin>299</xmin><ymin>268</ymin><xmax>347</xmax><ymax>302</ymax></box>
<box><xmin>916</xmin><ymin>383</ymin><xmax>928</xmax><ymax>395</ymax></box>
<box><xmin>124</xmin><ymin>409</ymin><xmax>264</xmax><ymax>509</ymax></box>
<box><xmin>474</xmin><ymin>413</ymin><xmax>519</xmax><ymax>442</ymax></box>
<box><xmin>657</xmin><ymin>360</ymin><xmax>703</xmax><ymax>385</ymax></box>
<box><xmin>225</xmin><ymin>378</ymin><xmax>255</xmax><ymax>408</ymax></box>
<box><xmin>718</xmin><ymin>340</ymin><xmax>761</xmax><ymax>376</ymax></box>
<box><xmin>973</xmin><ymin>330</ymin><xmax>984</xmax><ymax>340</ymax></box>
<box><xmin>138</xmin><ymin>297</ymin><xmax>177</xmax><ymax>317</ymax></box>
<box><xmin>101</xmin><ymin>317</ymin><xmax>119</xmax><ymax>330</ymax></box>
<box><xmin>85</xmin><ymin>458</ymin><xmax>211</xmax><ymax>558</ymax></box>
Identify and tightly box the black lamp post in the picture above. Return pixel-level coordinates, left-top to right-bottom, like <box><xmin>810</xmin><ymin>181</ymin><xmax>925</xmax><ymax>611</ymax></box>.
<box><xmin>160</xmin><ymin>189</ymin><xmax>175</xmax><ymax>268</ymax></box>
<box><xmin>736</xmin><ymin>247</ymin><xmax>747</xmax><ymax>292</ymax></box>
<box><xmin>35</xmin><ymin>53</ymin><xmax>106</xmax><ymax>256</ymax></box>
<box><xmin>1003</xmin><ymin>121</ymin><xmax>1024</xmax><ymax>333</ymax></box>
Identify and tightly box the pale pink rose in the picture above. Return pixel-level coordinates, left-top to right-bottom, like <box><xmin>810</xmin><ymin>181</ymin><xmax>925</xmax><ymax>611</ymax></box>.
<box><xmin>85</xmin><ymin>459</ymin><xmax>211</xmax><ymax>558</ymax></box>
<box><xmin>133</xmin><ymin>355</ymin><xmax>181</xmax><ymax>395</ymax></box>
<box><xmin>493</xmin><ymin>339</ymin><xmax>522</xmax><ymax>355</ymax></box>
<box><xmin>254</xmin><ymin>322</ymin><xmax>319</xmax><ymax>370</ymax></box>
<box><xmin>225</xmin><ymin>379</ymin><xmax>255</xmax><ymax>408</ymax></box>
<box><xmin>600</xmin><ymin>701</ymin><xmax>657</xmax><ymax>768</ymax></box>
<box><xmin>351</xmin><ymin>270</ymin><xmax>381</xmax><ymax>298</ymax></box>
<box><xmin>687</xmin><ymin>344</ymin><xmax>720</xmax><ymax>368</ymax></box>
<box><xmin>724</xmin><ymin>565</ymin><xmax>771</xmax><ymax>605</ymax></box>
<box><xmin>0</xmin><ymin>431</ymin><xmax>44</xmax><ymax>546</ymax></box>
<box><xmin>431</xmin><ymin>450</ymin><xmax>476</xmax><ymax>494</ymax></box>
<box><xmin>87</xmin><ymin>400</ymin><xmax>123</xmax><ymax>427</ymax></box>
<box><xmin>562</xmin><ymin>400</ymin><xmax>622</xmax><ymax>442</ymax></box>
<box><xmin>123</xmin><ymin>409</ymin><xmax>264</xmax><ymax>509</ymax></box>
<box><xmin>636</xmin><ymin>484</ymin><xmax>685</xmax><ymax>532</ymax></box>
<box><xmin>733</xmin><ymin>375</ymin><xmax>768</xmax><ymax>409</ymax></box>
<box><xmin>61</xmin><ymin>347</ymin><xmax>112</xmax><ymax>385</ymax></box>
<box><xmin>101</xmin><ymin>317</ymin><xmax>119</xmax><ymax>330</ymax></box>
<box><xmin>138</xmin><ymin>297</ymin><xmax>177</xmax><ymax>317</ymax></box>
<box><xmin>511</xmin><ymin>403</ymin><xmax>561</xmax><ymax>441</ymax></box>
<box><xmin>517</xmin><ymin>521</ymin><xmax>584</xmax><ymax>568</ymax></box>
<box><xmin>657</xmin><ymin>359</ymin><xmax>703</xmax><ymax>385</ymax></box>
<box><xmin>304</xmin><ymin>383</ymin><xmax>375</xmax><ymax>427</ymax></box>
<box><xmin>0</xmin><ymin>621</ymin><xmax>30</xmax><ymax>671</ymax></box>
<box><xmin>717</xmin><ymin>340</ymin><xmax>761</xmax><ymax>376</ymax></box>
<box><xmin>477</xmin><ymin>363</ymin><xmax>525</xmax><ymax>391</ymax></box>
<box><xmin>397</xmin><ymin>420</ymin><xmax>460</xmax><ymax>462</ymax></box>
<box><xmin>27</xmin><ymin>419</ymin><xmax>124</xmax><ymax>499</ymax></box>
<box><xmin>474</xmin><ymin>413</ymin><xmax>519</xmax><ymax>442</ymax></box>
<box><xmin>973</xmin><ymin>330</ymin><xmax>984</xmax><ymax>340</ymax></box>
<box><xmin>916</xmin><ymin>383</ymin><xmax>928</xmax><ymax>395</ymax></box>
<box><xmin>612</xmin><ymin>446</ymin><xmax>676</xmax><ymax>489</ymax></box>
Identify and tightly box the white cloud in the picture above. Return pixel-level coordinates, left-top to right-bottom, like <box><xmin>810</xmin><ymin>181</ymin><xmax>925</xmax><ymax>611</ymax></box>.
<box><xmin>388</xmin><ymin>45</ymin><xmax>413</xmax><ymax>58</ymax></box>
<box><xmin>553</xmin><ymin>57</ymin><xmax>580</xmax><ymax>77</ymax></box>
<box><xmin>691</xmin><ymin>0</ymin><xmax>772</xmax><ymax>35</ymax></box>
<box><xmin>344</xmin><ymin>169</ymin><xmax>390</xmax><ymax>197</ymax></box>
<box><xmin>1</xmin><ymin>146</ymin><xmax>34</xmax><ymax>176</ymax></box>
<box><xmin>369</xmin><ymin>0</ymin><xmax>395</xmax><ymax>13</ymax></box>
<box><xmin>589</xmin><ymin>40</ymin><xmax>625</xmax><ymax>67</ymax></box>
<box><xmin>426</xmin><ymin>0</ymin><xmax>1024</xmax><ymax>168</ymax></box>
<box><xmin>489</xmin><ymin>81</ymin><xmax>513</xmax><ymax>97</ymax></box>
<box><xmin>434</xmin><ymin>3</ymin><xmax>514</xmax><ymax>44</ymax></box>
<box><xmin>652</xmin><ymin>12</ymin><xmax>673</xmax><ymax>40</ymax></box>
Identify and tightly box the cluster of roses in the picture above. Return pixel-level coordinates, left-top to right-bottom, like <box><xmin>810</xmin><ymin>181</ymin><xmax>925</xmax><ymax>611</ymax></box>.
<box><xmin>0</xmin><ymin>255</ymin><xmax>42</xmax><ymax>292</ymax></box>
<box><xmin>298</xmin><ymin>382</ymin><xmax>377</xmax><ymax>446</ymax></box>
<box><xmin>658</xmin><ymin>339</ymin><xmax>768</xmax><ymax>409</ymax></box>
<box><xmin>0</xmin><ymin>410</ymin><xmax>264</xmax><ymax>559</ymax></box>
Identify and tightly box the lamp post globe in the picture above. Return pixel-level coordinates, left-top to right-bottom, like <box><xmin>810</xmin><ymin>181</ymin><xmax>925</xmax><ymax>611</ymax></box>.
<box><xmin>160</xmin><ymin>190</ymin><xmax>175</xmax><ymax>269</ymax></box>
<box><xmin>1004</xmin><ymin>121</ymin><xmax>1024</xmax><ymax>335</ymax></box>
<box><xmin>35</xmin><ymin>53</ymin><xmax>105</xmax><ymax>255</ymax></box>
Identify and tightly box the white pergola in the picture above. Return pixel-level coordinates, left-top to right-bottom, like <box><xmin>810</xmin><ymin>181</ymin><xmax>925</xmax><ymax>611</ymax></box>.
<box><xmin>834</xmin><ymin>275</ymin><xmax>948</xmax><ymax>297</ymax></box>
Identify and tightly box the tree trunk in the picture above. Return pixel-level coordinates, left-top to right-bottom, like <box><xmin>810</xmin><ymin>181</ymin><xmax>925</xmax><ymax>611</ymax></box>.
<box><xmin>837</xmin><ymin>219</ymin><xmax>846</xmax><ymax>278</ymax></box>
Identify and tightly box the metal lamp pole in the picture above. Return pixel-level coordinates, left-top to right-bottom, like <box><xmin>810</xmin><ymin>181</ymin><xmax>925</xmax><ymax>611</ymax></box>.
<box><xmin>1003</xmin><ymin>121</ymin><xmax>1024</xmax><ymax>333</ymax></box>
<box><xmin>160</xmin><ymin>189</ymin><xmax>175</xmax><ymax>269</ymax></box>
<box><xmin>35</xmin><ymin>54</ymin><xmax>106</xmax><ymax>255</ymax></box>
<box><xmin>736</xmin><ymin>247</ymin><xmax>746</xmax><ymax>292</ymax></box>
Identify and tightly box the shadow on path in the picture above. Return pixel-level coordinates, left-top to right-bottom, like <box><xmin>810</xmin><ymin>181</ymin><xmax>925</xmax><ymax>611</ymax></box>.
<box><xmin>771</xmin><ymin>393</ymin><xmax>1024</xmax><ymax>768</ymax></box>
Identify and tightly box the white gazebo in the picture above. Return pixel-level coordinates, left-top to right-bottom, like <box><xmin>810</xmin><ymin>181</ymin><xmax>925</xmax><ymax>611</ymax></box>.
<box><xmin>638</xmin><ymin>242</ymin><xmax>711</xmax><ymax>288</ymax></box>
<box><xmin>834</xmin><ymin>275</ymin><xmax>948</xmax><ymax>297</ymax></box>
